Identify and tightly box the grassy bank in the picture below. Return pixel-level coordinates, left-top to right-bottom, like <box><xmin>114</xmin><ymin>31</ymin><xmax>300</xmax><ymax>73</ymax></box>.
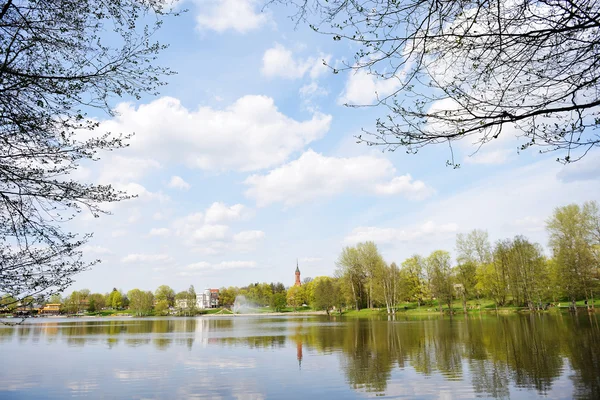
<box><xmin>340</xmin><ymin>298</ymin><xmax>600</xmax><ymax>317</ymax></box>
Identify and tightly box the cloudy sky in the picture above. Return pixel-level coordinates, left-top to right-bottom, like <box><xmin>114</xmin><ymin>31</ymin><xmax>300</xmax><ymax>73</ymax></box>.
<box><xmin>70</xmin><ymin>0</ymin><xmax>600</xmax><ymax>293</ymax></box>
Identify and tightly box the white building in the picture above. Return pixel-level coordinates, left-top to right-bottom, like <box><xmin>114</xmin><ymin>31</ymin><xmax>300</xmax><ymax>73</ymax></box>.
<box><xmin>196</xmin><ymin>288</ymin><xmax>219</xmax><ymax>309</ymax></box>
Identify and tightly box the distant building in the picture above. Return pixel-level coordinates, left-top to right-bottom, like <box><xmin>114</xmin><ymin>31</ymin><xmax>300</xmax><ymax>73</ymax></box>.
<box><xmin>209</xmin><ymin>289</ymin><xmax>219</xmax><ymax>308</ymax></box>
<box><xmin>295</xmin><ymin>261</ymin><xmax>301</xmax><ymax>286</ymax></box>
<box><xmin>39</xmin><ymin>303</ymin><xmax>61</xmax><ymax>315</ymax></box>
<box><xmin>196</xmin><ymin>288</ymin><xmax>219</xmax><ymax>309</ymax></box>
<box><xmin>175</xmin><ymin>298</ymin><xmax>192</xmax><ymax>310</ymax></box>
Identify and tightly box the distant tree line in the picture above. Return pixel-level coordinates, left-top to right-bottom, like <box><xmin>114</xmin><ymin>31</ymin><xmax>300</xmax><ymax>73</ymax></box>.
<box><xmin>2</xmin><ymin>201</ymin><xmax>597</xmax><ymax>316</ymax></box>
<box><xmin>326</xmin><ymin>201</ymin><xmax>600</xmax><ymax>313</ymax></box>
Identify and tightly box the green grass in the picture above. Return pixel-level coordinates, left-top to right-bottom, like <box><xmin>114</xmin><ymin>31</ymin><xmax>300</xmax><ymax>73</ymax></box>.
<box><xmin>338</xmin><ymin>298</ymin><xmax>598</xmax><ymax>317</ymax></box>
<box><xmin>203</xmin><ymin>308</ymin><xmax>233</xmax><ymax>314</ymax></box>
<box><xmin>342</xmin><ymin>308</ymin><xmax>387</xmax><ymax>317</ymax></box>
<box><xmin>85</xmin><ymin>309</ymin><xmax>133</xmax><ymax>317</ymax></box>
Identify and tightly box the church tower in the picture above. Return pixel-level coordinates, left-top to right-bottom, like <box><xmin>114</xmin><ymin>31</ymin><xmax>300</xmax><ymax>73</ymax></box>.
<box><xmin>294</xmin><ymin>260</ymin><xmax>301</xmax><ymax>286</ymax></box>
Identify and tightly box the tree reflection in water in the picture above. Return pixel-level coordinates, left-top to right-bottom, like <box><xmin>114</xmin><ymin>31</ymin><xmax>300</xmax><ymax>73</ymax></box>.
<box><xmin>1</xmin><ymin>313</ymin><xmax>598</xmax><ymax>398</ymax></box>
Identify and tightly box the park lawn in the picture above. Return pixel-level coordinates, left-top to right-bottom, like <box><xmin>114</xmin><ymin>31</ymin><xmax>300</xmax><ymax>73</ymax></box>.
<box><xmin>86</xmin><ymin>309</ymin><xmax>134</xmax><ymax>317</ymax></box>
<box><xmin>203</xmin><ymin>308</ymin><xmax>233</xmax><ymax>314</ymax></box>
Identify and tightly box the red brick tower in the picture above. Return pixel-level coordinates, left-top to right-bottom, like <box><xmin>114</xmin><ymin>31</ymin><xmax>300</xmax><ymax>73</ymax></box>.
<box><xmin>294</xmin><ymin>260</ymin><xmax>301</xmax><ymax>286</ymax></box>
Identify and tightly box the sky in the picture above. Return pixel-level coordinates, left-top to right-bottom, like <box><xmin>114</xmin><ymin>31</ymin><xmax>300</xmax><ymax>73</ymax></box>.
<box><xmin>69</xmin><ymin>0</ymin><xmax>600</xmax><ymax>294</ymax></box>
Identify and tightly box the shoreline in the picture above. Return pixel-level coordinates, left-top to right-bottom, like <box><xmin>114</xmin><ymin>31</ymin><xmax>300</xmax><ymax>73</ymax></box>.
<box><xmin>4</xmin><ymin>307</ymin><xmax>598</xmax><ymax>320</ymax></box>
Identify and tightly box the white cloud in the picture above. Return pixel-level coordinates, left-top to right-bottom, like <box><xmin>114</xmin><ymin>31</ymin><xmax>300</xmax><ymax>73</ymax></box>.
<box><xmin>216</xmin><ymin>261</ymin><xmax>257</xmax><ymax>269</ymax></box>
<box><xmin>195</xmin><ymin>0</ymin><xmax>269</xmax><ymax>33</ymax></box>
<box><xmin>98</xmin><ymin>156</ymin><xmax>161</xmax><ymax>184</ymax></box>
<box><xmin>374</xmin><ymin>175</ymin><xmax>436</xmax><ymax>200</ymax></box>
<box><xmin>299</xmin><ymin>82</ymin><xmax>329</xmax><ymax>112</ymax></box>
<box><xmin>149</xmin><ymin>228</ymin><xmax>171</xmax><ymax>237</ymax></box>
<box><xmin>508</xmin><ymin>216</ymin><xmax>545</xmax><ymax>233</ymax></box>
<box><xmin>205</xmin><ymin>202</ymin><xmax>248</xmax><ymax>224</ymax></box>
<box><xmin>168</xmin><ymin>175</ymin><xmax>191</xmax><ymax>190</ymax></box>
<box><xmin>262</xmin><ymin>44</ymin><xmax>329</xmax><ymax>79</ymax></box>
<box><xmin>233</xmin><ymin>230</ymin><xmax>265</xmax><ymax>243</ymax></box>
<box><xmin>299</xmin><ymin>257</ymin><xmax>322</xmax><ymax>263</ymax></box>
<box><xmin>339</xmin><ymin>69</ymin><xmax>401</xmax><ymax>105</ymax></box>
<box><xmin>186</xmin><ymin>261</ymin><xmax>211</xmax><ymax>270</ymax></box>
<box><xmin>111</xmin><ymin>229</ymin><xmax>127</xmax><ymax>238</ymax></box>
<box><xmin>381</xmin><ymin>159</ymin><xmax>600</xmax><ymax>259</ymax></box>
<box><xmin>191</xmin><ymin>224</ymin><xmax>229</xmax><ymax>242</ymax></box>
<box><xmin>121</xmin><ymin>253</ymin><xmax>172</xmax><ymax>263</ymax></box>
<box><xmin>557</xmin><ymin>156</ymin><xmax>600</xmax><ymax>183</ymax></box>
<box><xmin>463</xmin><ymin>149</ymin><xmax>513</xmax><ymax>165</ymax></box>
<box><xmin>101</xmin><ymin>96</ymin><xmax>331</xmax><ymax>172</ymax></box>
<box><xmin>113</xmin><ymin>182</ymin><xmax>170</xmax><ymax>203</ymax></box>
<box><xmin>299</xmin><ymin>82</ymin><xmax>328</xmax><ymax>97</ymax></box>
<box><xmin>127</xmin><ymin>208</ymin><xmax>141</xmax><ymax>224</ymax></box>
<box><xmin>244</xmin><ymin>150</ymin><xmax>434</xmax><ymax>206</ymax></box>
<box><xmin>81</xmin><ymin>245</ymin><xmax>113</xmax><ymax>255</ymax></box>
<box><xmin>179</xmin><ymin>260</ymin><xmax>257</xmax><ymax>275</ymax></box>
<box><xmin>344</xmin><ymin>221</ymin><xmax>459</xmax><ymax>244</ymax></box>
<box><xmin>170</xmin><ymin>204</ymin><xmax>263</xmax><ymax>255</ymax></box>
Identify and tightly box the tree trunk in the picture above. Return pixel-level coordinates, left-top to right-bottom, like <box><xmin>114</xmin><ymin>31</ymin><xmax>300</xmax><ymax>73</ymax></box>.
<box><xmin>351</xmin><ymin>282</ymin><xmax>359</xmax><ymax>311</ymax></box>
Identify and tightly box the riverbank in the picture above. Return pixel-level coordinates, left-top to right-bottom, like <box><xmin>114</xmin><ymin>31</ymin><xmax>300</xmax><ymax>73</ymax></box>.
<box><xmin>340</xmin><ymin>299</ymin><xmax>600</xmax><ymax>317</ymax></box>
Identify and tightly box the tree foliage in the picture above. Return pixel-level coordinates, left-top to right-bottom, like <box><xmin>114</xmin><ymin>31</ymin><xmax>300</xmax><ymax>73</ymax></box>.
<box><xmin>0</xmin><ymin>0</ymin><xmax>174</xmax><ymax>307</ymax></box>
<box><xmin>547</xmin><ymin>201</ymin><xmax>600</xmax><ymax>306</ymax></box>
<box><xmin>426</xmin><ymin>250</ymin><xmax>454</xmax><ymax>311</ymax></box>
<box><xmin>280</xmin><ymin>0</ymin><xmax>600</xmax><ymax>164</ymax></box>
<box><xmin>127</xmin><ymin>289</ymin><xmax>154</xmax><ymax>316</ymax></box>
<box><xmin>270</xmin><ymin>292</ymin><xmax>287</xmax><ymax>312</ymax></box>
<box><xmin>154</xmin><ymin>285</ymin><xmax>176</xmax><ymax>307</ymax></box>
<box><xmin>313</xmin><ymin>276</ymin><xmax>335</xmax><ymax>314</ymax></box>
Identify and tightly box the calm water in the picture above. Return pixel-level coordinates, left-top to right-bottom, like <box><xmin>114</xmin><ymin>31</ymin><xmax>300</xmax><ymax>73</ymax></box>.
<box><xmin>0</xmin><ymin>313</ymin><xmax>599</xmax><ymax>399</ymax></box>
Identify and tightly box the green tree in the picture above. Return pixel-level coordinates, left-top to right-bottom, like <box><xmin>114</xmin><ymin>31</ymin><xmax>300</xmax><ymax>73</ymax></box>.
<box><xmin>127</xmin><ymin>289</ymin><xmax>154</xmax><ymax>316</ymax></box>
<box><xmin>155</xmin><ymin>285</ymin><xmax>175</xmax><ymax>307</ymax></box>
<box><xmin>456</xmin><ymin>230</ymin><xmax>492</xmax><ymax>265</ymax></box>
<box><xmin>508</xmin><ymin>236</ymin><xmax>548</xmax><ymax>310</ymax></box>
<box><xmin>336</xmin><ymin>246</ymin><xmax>366</xmax><ymax>310</ymax></box>
<box><xmin>175</xmin><ymin>290</ymin><xmax>195</xmax><ymax>316</ymax></box>
<box><xmin>455</xmin><ymin>230</ymin><xmax>491</xmax><ymax>307</ymax></box>
<box><xmin>154</xmin><ymin>300</ymin><xmax>170</xmax><ymax>316</ymax></box>
<box><xmin>187</xmin><ymin>285</ymin><xmax>197</xmax><ymax>315</ymax></box>
<box><xmin>63</xmin><ymin>290</ymin><xmax>84</xmax><ymax>314</ymax></box>
<box><xmin>357</xmin><ymin>241</ymin><xmax>385</xmax><ymax>309</ymax></box>
<box><xmin>475</xmin><ymin>262</ymin><xmax>507</xmax><ymax>311</ymax></box>
<box><xmin>400</xmin><ymin>255</ymin><xmax>427</xmax><ymax>307</ymax></box>
<box><xmin>379</xmin><ymin>262</ymin><xmax>400</xmax><ymax>314</ymax></box>
<box><xmin>426</xmin><ymin>250</ymin><xmax>454</xmax><ymax>312</ymax></box>
<box><xmin>107</xmin><ymin>289</ymin><xmax>123</xmax><ymax>310</ymax></box>
<box><xmin>270</xmin><ymin>292</ymin><xmax>287</xmax><ymax>312</ymax></box>
<box><xmin>547</xmin><ymin>202</ymin><xmax>599</xmax><ymax>308</ymax></box>
<box><xmin>287</xmin><ymin>285</ymin><xmax>303</xmax><ymax>311</ymax></box>
<box><xmin>48</xmin><ymin>294</ymin><xmax>63</xmax><ymax>304</ymax></box>
<box><xmin>0</xmin><ymin>294</ymin><xmax>17</xmax><ymax>312</ymax></box>
<box><xmin>302</xmin><ymin>279</ymin><xmax>317</xmax><ymax>307</ymax></box>
<box><xmin>87</xmin><ymin>293</ymin><xmax>105</xmax><ymax>313</ymax></box>
<box><xmin>271</xmin><ymin>282</ymin><xmax>286</xmax><ymax>293</ymax></box>
<box><xmin>313</xmin><ymin>277</ymin><xmax>335</xmax><ymax>315</ymax></box>
<box><xmin>219</xmin><ymin>287</ymin><xmax>238</xmax><ymax>308</ymax></box>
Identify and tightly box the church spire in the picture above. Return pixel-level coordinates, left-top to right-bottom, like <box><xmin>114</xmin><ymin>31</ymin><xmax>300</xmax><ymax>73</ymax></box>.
<box><xmin>294</xmin><ymin>260</ymin><xmax>301</xmax><ymax>286</ymax></box>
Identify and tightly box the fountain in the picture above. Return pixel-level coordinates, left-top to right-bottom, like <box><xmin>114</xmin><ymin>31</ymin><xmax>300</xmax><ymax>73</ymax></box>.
<box><xmin>232</xmin><ymin>295</ymin><xmax>260</xmax><ymax>315</ymax></box>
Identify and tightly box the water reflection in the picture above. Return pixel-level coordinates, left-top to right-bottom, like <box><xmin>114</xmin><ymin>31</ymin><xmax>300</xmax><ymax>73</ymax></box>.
<box><xmin>0</xmin><ymin>314</ymin><xmax>598</xmax><ymax>399</ymax></box>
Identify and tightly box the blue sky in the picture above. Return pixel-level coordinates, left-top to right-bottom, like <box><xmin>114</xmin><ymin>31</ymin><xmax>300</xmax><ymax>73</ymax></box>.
<box><xmin>69</xmin><ymin>0</ymin><xmax>600</xmax><ymax>293</ymax></box>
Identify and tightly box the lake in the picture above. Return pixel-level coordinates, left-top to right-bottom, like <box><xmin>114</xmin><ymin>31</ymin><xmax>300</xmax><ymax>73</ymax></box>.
<box><xmin>0</xmin><ymin>313</ymin><xmax>598</xmax><ymax>399</ymax></box>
